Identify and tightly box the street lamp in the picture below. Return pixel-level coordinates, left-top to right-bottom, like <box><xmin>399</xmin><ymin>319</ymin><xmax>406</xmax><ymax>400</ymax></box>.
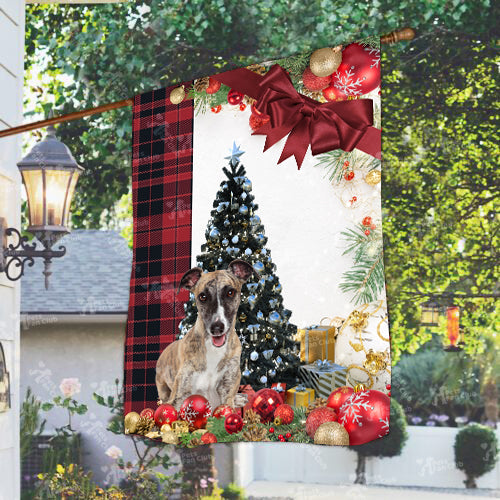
<box><xmin>420</xmin><ymin>299</ymin><xmax>440</xmax><ymax>327</ymax></box>
<box><xmin>0</xmin><ymin>125</ymin><xmax>83</xmax><ymax>289</ymax></box>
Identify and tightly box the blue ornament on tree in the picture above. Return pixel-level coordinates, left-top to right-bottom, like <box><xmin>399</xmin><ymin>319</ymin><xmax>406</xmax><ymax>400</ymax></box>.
<box><xmin>248</xmin><ymin>295</ymin><xmax>257</xmax><ymax>309</ymax></box>
<box><xmin>244</xmin><ymin>248</ymin><xmax>252</xmax><ymax>256</ymax></box>
<box><xmin>232</xmin><ymin>235</ymin><xmax>239</xmax><ymax>244</ymax></box>
<box><xmin>209</xmin><ymin>228</ymin><xmax>220</xmax><ymax>239</ymax></box>
<box><xmin>239</xmin><ymin>205</ymin><xmax>249</xmax><ymax>215</ymax></box>
<box><xmin>269</xmin><ymin>311</ymin><xmax>281</xmax><ymax>324</ymax></box>
<box><xmin>243</xmin><ymin>178</ymin><xmax>252</xmax><ymax>192</ymax></box>
<box><xmin>253</xmin><ymin>261</ymin><xmax>265</xmax><ymax>273</ymax></box>
<box><xmin>246</xmin><ymin>282</ymin><xmax>259</xmax><ymax>292</ymax></box>
<box><xmin>257</xmin><ymin>311</ymin><xmax>264</xmax><ymax>321</ymax></box>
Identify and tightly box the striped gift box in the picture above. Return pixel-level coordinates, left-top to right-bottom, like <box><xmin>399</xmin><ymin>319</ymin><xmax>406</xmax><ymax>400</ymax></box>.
<box><xmin>298</xmin><ymin>361</ymin><xmax>347</xmax><ymax>399</ymax></box>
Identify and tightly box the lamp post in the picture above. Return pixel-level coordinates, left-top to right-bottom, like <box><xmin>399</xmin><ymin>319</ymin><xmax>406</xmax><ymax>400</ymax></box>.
<box><xmin>0</xmin><ymin>125</ymin><xmax>83</xmax><ymax>289</ymax></box>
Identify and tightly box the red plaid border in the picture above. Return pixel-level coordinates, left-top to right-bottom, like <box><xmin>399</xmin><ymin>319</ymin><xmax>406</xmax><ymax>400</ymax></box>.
<box><xmin>124</xmin><ymin>85</ymin><xmax>194</xmax><ymax>414</ymax></box>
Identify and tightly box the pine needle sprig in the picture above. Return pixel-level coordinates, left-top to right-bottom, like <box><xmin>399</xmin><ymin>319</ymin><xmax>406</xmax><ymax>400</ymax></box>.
<box><xmin>339</xmin><ymin>223</ymin><xmax>385</xmax><ymax>305</ymax></box>
<box><xmin>315</xmin><ymin>149</ymin><xmax>381</xmax><ymax>184</ymax></box>
<box><xmin>357</xmin><ymin>35</ymin><xmax>381</xmax><ymax>49</ymax></box>
<box><xmin>274</xmin><ymin>50</ymin><xmax>312</xmax><ymax>85</ymax></box>
<box><xmin>188</xmin><ymin>83</ymin><xmax>231</xmax><ymax>115</ymax></box>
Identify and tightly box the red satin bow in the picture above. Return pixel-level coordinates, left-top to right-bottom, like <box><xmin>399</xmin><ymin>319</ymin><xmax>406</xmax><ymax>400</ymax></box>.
<box><xmin>252</xmin><ymin>65</ymin><xmax>374</xmax><ymax>168</ymax></box>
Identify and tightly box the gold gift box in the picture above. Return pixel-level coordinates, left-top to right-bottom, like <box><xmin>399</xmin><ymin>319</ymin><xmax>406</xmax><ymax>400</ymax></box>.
<box><xmin>285</xmin><ymin>386</ymin><xmax>315</xmax><ymax>407</ymax></box>
<box><xmin>296</xmin><ymin>322</ymin><xmax>337</xmax><ymax>363</ymax></box>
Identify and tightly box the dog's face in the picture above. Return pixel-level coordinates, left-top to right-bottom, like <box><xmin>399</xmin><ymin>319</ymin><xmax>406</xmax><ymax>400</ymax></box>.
<box><xmin>179</xmin><ymin>260</ymin><xmax>255</xmax><ymax>348</ymax></box>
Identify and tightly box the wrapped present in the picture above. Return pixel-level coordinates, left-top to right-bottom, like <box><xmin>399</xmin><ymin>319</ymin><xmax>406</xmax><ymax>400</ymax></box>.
<box><xmin>285</xmin><ymin>384</ymin><xmax>315</xmax><ymax>407</ymax></box>
<box><xmin>271</xmin><ymin>382</ymin><xmax>286</xmax><ymax>394</ymax></box>
<box><xmin>299</xmin><ymin>360</ymin><xmax>347</xmax><ymax>399</ymax></box>
<box><xmin>296</xmin><ymin>317</ymin><xmax>338</xmax><ymax>363</ymax></box>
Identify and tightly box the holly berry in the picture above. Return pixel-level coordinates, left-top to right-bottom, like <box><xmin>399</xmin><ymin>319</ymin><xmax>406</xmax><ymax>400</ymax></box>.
<box><xmin>386</xmin><ymin>384</ymin><xmax>391</xmax><ymax>390</ymax></box>
<box><xmin>365</xmin><ymin>229</ymin><xmax>371</xmax><ymax>236</ymax></box>
<box><xmin>239</xmin><ymin>103</ymin><xmax>247</xmax><ymax>111</ymax></box>
<box><xmin>362</xmin><ymin>216</ymin><xmax>373</xmax><ymax>227</ymax></box>
<box><xmin>211</xmin><ymin>105</ymin><xmax>222</xmax><ymax>113</ymax></box>
<box><xmin>344</xmin><ymin>171</ymin><xmax>355</xmax><ymax>181</ymax></box>
<box><xmin>285</xmin><ymin>432</ymin><xmax>292</xmax><ymax>439</ymax></box>
<box><xmin>387</xmin><ymin>392</ymin><xmax>391</xmax><ymax>397</ymax></box>
<box><xmin>206</xmin><ymin>77</ymin><xmax>221</xmax><ymax>94</ymax></box>
<box><xmin>278</xmin><ymin>434</ymin><xmax>284</xmax><ymax>440</ymax></box>
<box><xmin>352</xmin><ymin>196</ymin><xmax>357</xmax><ymax>202</ymax></box>
<box><xmin>344</xmin><ymin>160</ymin><xmax>350</xmax><ymax>167</ymax></box>
<box><xmin>269</xmin><ymin>427</ymin><xmax>274</xmax><ymax>433</ymax></box>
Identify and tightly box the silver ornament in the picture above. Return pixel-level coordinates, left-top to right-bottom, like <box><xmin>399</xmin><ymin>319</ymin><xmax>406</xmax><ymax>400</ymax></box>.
<box><xmin>243</xmin><ymin>369</ymin><xmax>251</xmax><ymax>377</ymax></box>
<box><xmin>248</xmin><ymin>294</ymin><xmax>257</xmax><ymax>309</ymax></box>
<box><xmin>253</xmin><ymin>261</ymin><xmax>265</xmax><ymax>273</ymax></box>
<box><xmin>244</xmin><ymin>248</ymin><xmax>252</xmax><ymax>256</ymax></box>
<box><xmin>250</xmin><ymin>351</ymin><xmax>259</xmax><ymax>361</ymax></box>
<box><xmin>257</xmin><ymin>311</ymin><xmax>264</xmax><ymax>320</ymax></box>
<box><xmin>239</xmin><ymin>205</ymin><xmax>249</xmax><ymax>215</ymax></box>
<box><xmin>246</xmin><ymin>282</ymin><xmax>259</xmax><ymax>292</ymax></box>
<box><xmin>263</xmin><ymin>349</ymin><xmax>274</xmax><ymax>360</ymax></box>
<box><xmin>222</xmin><ymin>238</ymin><xmax>229</xmax><ymax>247</ymax></box>
<box><xmin>269</xmin><ymin>369</ymin><xmax>276</xmax><ymax>378</ymax></box>
<box><xmin>243</xmin><ymin>178</ymin><xmax>252</xmax><ymax>192</ymax></box>
<box><xmin>209</xmin><ymin>228</ymin><xmax>220</xmax><ymax>239</ymax></box>
<box><xmin>232</xmin><ymin>235</ymin><xmax>239</xmax><ymax>244</ymax></box>
<box><xmin>224</xmin><ymin>220</ymin><xmax>230</xmax><ymax>227</ymax></box>
<box><xmin>260</xmin><ymin>375</ymin><xmax>268</xmax><ymax>384</ymax></box>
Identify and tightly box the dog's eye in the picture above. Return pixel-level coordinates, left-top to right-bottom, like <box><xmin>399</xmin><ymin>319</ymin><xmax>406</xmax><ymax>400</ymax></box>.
<box><xmin>199</xmin><ymin>293</ymin><xmax>207</xmax><ymax>302</ymax></box>
<box><xmin>227</xmin><ymin>289</ymin><xmax>235</xmax><ymax>297</ymax></box>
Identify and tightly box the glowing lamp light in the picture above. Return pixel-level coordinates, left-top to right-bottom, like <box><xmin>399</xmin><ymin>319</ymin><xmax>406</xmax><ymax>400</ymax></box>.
<box><xmin>444</xmin><ymin>306</ymin><xmax>461</xmax><ymax>351</ymax></box>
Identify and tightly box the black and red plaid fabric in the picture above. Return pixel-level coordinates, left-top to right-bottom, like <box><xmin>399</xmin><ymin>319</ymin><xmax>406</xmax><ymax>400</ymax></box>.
<box><xmin>124</xmin><ymin>85</ymin><xmax>194</xmax><ymax>414</ymax></box>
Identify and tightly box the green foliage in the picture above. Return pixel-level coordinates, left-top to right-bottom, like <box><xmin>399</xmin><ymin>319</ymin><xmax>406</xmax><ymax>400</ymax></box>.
<box><xmin>20</xmin><ymin>387</ymin><xmax>46</xmax><ymax>462</ymax></box>
<box><xmin>222</xmin><ymin>482</ymin><xmax>247</xmax><ymax>500</ymax></box>
<box><xmin>392</xmin><ymin>347</ymin><xmax>484</xmax><ymax>423</ymax></box>
<box><xmin>352</xmin><ymin>399</ymin><xmax>408</xmax><ymax>458</ymax></box>
<box><xmin>454</xmin><ymin>423</ymin><xmax>498</xmax><ymax>488</ymax></box>
<box><xmin>383</xmin><ymin>29</ymin><xmax>499</xmax><ymax>361</ymax></box>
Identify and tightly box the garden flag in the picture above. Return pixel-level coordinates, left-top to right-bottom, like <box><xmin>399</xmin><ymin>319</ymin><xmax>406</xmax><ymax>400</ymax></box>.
<box><xmin>124</xmin><ymin>38</ymin><xmax>391</xmax><ymax>447</ymax></box>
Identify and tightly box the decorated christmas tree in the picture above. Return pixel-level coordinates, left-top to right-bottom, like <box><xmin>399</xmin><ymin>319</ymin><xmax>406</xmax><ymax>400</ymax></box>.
<box><xmin>178</xmin><ymin>143</ymin><xmax>300</xmax><ymax>389</ymax></box>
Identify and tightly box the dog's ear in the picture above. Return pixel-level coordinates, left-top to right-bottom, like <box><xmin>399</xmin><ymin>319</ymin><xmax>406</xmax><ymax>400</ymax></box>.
<box><xmin>178</xmin><ymin>267</ymin><xmax>203</xmax><ymax>293</ymax></box>
<box><xmin>228</xmin><ymin>259</ymin><xmax>257</xmax><ymax>282</ymax></box>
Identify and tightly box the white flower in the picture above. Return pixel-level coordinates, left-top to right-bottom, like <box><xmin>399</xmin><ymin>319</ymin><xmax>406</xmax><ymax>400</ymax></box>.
<box><xmin>105</xmin><ymin>445</ymin><xmax>123</xmax><ymax>460</ymax></box>
<box><xmin>59</xmin><ymin>378</ymin><xmax>81</xmax><ymax>398</ymax></box>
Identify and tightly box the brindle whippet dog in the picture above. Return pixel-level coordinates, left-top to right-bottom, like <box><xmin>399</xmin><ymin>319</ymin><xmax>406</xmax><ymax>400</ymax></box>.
<box><xmin>155</xmin><ymin>259</ymin><xmax>255</xmax><ymax>410</ymax></box>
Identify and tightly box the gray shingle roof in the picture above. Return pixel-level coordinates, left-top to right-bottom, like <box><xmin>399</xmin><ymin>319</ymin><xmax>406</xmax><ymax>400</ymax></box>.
<box><xmin>21</xmin><ymin>230</ymin><xmax>132</xmax><ymax>314</ymax></box>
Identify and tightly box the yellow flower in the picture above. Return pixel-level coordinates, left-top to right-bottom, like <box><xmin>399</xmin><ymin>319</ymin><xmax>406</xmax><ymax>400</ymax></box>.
<box><xmin>56</xmin><ymin>464</ymin><xmax>65</xmax><ymax>474</ymax></box>
<box><xmin>68</xmin><ymin>463</ymin><xmax>74</xmax><ymax>474</ymax></box>
<box><xmin>37</xmin><ymin>473</ymin><xmax>44</xmax><ymax>480</ymax></box>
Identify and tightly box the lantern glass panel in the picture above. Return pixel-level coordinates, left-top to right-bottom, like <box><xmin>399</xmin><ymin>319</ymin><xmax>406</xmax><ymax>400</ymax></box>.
<box><xmin>21</xmin><ymin>169</ymin><xmax>44</xmax><ymax>227</ymax></box>
<box><xmin>63</xmin><ymin>170</ymin><xmax>80</xmax><ymax>226</ymax></box>
<box><xmin>45</xmin><ymin>169</ymin><xmax>72</xmax><ymax>226</ymax></box>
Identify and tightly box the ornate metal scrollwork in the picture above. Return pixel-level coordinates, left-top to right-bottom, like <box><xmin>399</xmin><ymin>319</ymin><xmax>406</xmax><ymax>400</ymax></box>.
<box><xmin>1</xmin><ymin>224</ymin><xmax>66</xmax><ymax>289</ymax></box>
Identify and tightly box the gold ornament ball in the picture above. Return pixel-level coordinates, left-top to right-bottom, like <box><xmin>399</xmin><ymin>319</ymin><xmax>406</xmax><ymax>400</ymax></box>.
<box><xmin>170</xmin><ymin>86</ymin><xmax>186</xmax><ymax>105</ymax></box>
<box><xmin>365</xmin><ymin>170</ymin><xmax>382</xmax><ymax>186</ymax></box>
<box><xmin>309</xmin><ymin>47</ymin><xmax>342</xmax><ymax>77</ymax></box>
<box><xmin>171</xmin><ymin>420</ymin><xmax>190</xmax><ymax>435</ymax></box>
<box><xmin>314</xmin><ymin>422</ymin><xmax>350</xmax><ymax>446</ymax></box>
<box><xmin>162</xmin><ymin>430</ymin><xmax>179</xmax><ymax>445</ymax></box>
<box><xmin>124</xmin><ymin>411</ymin><xmax>140</xmax><ymax>434</ymax></box>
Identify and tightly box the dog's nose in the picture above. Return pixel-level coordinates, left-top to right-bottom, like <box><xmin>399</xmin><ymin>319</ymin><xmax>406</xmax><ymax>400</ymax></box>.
<box><xmin>210</xmin><ymin>321</ymin><xmax>225</xmax><ymax>335</ymax></box>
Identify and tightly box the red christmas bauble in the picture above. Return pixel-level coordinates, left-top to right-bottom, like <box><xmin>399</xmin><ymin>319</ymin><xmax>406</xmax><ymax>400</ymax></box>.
<box><xmin>249</xmin><ymin>114</ymin><xmax>270</xmax><ymax>132</ymax></box>
<box><xmin>179</xmin><ymin>394</ymin><xmax>212</xmax><ymax>430</ymax></box>
<box><xmin>140</xmin><ymin>408</ymin><xmax>154</xmax><ymax>420</ymax></box>
<box><xmin>201</xmin><ymin>432</ymin><xmax>218</xmax><ymax>444</ymax></box>
<box><xmin>331</xmin><ymin>43</ymin><xmax>380</xmax><ymax>97</ymax></box>
<box><xmin>302</xmin><ymin>66</ymin><xmax>331</xmax><ymax>91</ymax></box>
<box><xmin>239</xmin><ymin>103</ymin><xmax>247</xmax><ymax>111</ymax></box>
<box><xmin>251</xmin><ymin>389</ymin><xmax>283</xmax><ymax>423</ymax></box>
<box><xmin>227</xmin><ymin>89</ymin><xmax>244</xmax><ymax>105</ymax></box>
<box><xmin>206</xmin><ymin>77</ymin><xmax>221</xmax><ymax>94</ymax></box>
<box><xmin>362</xmin><ymin>216</ymin><xmax>373</xmax><ymax>227</ymax></box>
<box><xmin>327</xmin><ymin>386</ymin><xmax>354</xmax><ymax>412</ymax></box>
<box><xmin>344</xmin><ymin>171</ymin><xmax>355</xmax><ymax>181</ymax></box>
<box><xmin>212</xmin><ymin>405</ymin><xmax>234</xmax><ymax>420</ymax></box>
<box><xmin>274</xmin><ymin>403</ymin><xmax>294</xmax><ymax>425</ymax></box>
<box><xmin>224</xmin><ymin>413</ymin><xmax>244</xmax><ymax>434</ymax></box>
<box><xmin>154</xmin><ymin>404</ymin><xmax>178</xmax><ymax>427</ymax></box>
<box><xmin>338</xmin><ymin>389</ymin><xmax>390</xmax><ymax>445</ymax></box>
<box><xmin>322</xmin><ymin>84</ymin><xmax>347</xmax><ymax>102</ymax></box>
<box><xmin>305</xmin><ymin>407</ymin><xmax>337</xmax><ymax>439</ymax></box>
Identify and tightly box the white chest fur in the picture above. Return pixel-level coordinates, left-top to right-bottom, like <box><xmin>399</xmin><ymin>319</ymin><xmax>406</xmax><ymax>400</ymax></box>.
<box><xmin>190</xmin><ymin>338</ymin><xmax>228</xmax><ymax>407</ymax></box>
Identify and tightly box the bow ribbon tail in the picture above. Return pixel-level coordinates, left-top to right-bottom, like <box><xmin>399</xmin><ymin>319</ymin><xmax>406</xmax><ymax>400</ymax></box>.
<box><xmin>277</xmin><ymin>119</ymin><xmax>311</xmax><ymax>168</ymax></box>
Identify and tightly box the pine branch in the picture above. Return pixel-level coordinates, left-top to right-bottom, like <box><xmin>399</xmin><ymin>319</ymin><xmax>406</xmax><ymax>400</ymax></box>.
<box><xmin>357</xmin><ymin>35</ymin><xmax>381</xmax><ymax>49</ymax></box>
<box><xmin>274</xmin><ymin>50</ymin><xmax>312</xmax><ymax>85</ymax></box>
<box><xmin>188</xmin><ymin>83</ymin><xmax>231</xmax><ymax>115</ymax></box>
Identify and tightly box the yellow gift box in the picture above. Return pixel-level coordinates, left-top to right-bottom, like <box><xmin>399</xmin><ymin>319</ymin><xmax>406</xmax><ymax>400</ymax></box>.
<box><xmin>285</xmin><ymin>385</ymin><xmax>315</xmax><ymax>407</ymax></box>
<box><xmin>296</xmin><ymin>318</ymin><xmax>339</xmax><ymax>363</ymax></box>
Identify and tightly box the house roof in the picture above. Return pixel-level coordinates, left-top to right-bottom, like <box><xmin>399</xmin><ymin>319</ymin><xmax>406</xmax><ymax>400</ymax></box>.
<box><xmin>21</xmin><ymin>230</ymin><xmax>132</xmax><ymax>314</ymax></box>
